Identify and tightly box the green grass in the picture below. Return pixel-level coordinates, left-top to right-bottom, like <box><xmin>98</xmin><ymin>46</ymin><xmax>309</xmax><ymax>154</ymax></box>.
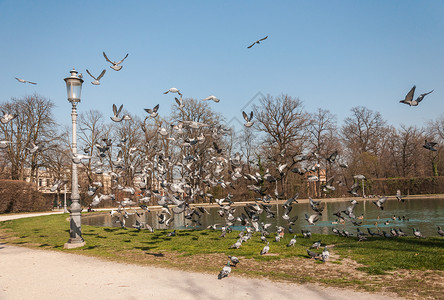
<box><xmin>1</xmin><ymin>214</ymin><xmax>443</xmax><ymax>272</ymax></box>
<box><xmin>1</xmin><ymin>213</ymin><xmax>444</xmax><ymax>299</ymax></box>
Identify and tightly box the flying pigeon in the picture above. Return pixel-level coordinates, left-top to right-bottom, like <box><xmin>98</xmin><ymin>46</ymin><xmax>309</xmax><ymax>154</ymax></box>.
<box><xmin>144</xmin><ymin>104</ymin><xmax>159</xmax><ymax>118</ymax></box>
<box><xmin>86</xmin><ymin>69</ymin><xmax>106</xmax><ymax>85</ymax></box>
<box><xmin>399</xmin><ymin>85</ymin><xmax>433</xmax><ymax>106</ymax></box>
<box><xmin>247</xmin><ymin>36</ymin><xmax>268</xmax><ymax>48</ymax></box>
<box><xmin>164</xmin><ymin>88</ymin><xmax>182</xmax><ymax>96</ymax></box>
<box><xmin>15</xmin><ymin>77</ymin><xmax>36</xmax><ymax>84</ymax></box>
<box><xmin>242</xmin><ymin>111</ymin><xmax>254</xmax><ymax>127</ymax></box>
<box><xmin>103</xmin><ymin>52</ymin><xmax>128</xmax><ymax>71</ymax></box>
<box><xmin>0</xmin><ymin>112</ymin><xmax>18</xmax><ymax>124</ymax></box>
<box><xmin>423</xmin><ymin>140</ymin><xmax>437</xmax><ymax>151</ymax></box>
<box><xmin>396</xmin><ymin>190</ymin><xmax>405</xmax><ymax>202</ymax></box>
<box><xmin>175</xmin><ymin>97</ymin><xmax>184</xmax><ymax>109</ymax></box>
<box><xmin>202</xmin><ymin>95</ymin><xmax>220</xmax><ymax>103</ymax></box>
<box><xmin>372</xmin><ymin>196</ymin><xmax>387</xmax><ymax>210</ymax></box>
<box><xmin>110</xmin><ymin>104</ymin><xmax>131</xmax><ymax>122</ymax></box>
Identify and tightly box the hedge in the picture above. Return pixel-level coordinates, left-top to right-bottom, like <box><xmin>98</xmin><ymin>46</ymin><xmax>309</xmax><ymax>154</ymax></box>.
<box><xmin>0</xmin><ymin>180</ymin><xmax>52</xmax><ymax>213</ymax></box>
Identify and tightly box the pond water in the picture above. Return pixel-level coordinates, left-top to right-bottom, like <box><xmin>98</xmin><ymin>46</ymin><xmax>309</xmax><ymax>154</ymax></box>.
<box><xmin>82</xmin><ymin>197</ymin><xmax>444</xmax><ymax>237</ymax></box>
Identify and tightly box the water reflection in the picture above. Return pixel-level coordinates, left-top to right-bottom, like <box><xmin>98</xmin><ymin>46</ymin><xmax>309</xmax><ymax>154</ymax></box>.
<box><xmin>82</xmin><ymin>198</ymin><xmax>444</xmax><ymax>237</ymax></box>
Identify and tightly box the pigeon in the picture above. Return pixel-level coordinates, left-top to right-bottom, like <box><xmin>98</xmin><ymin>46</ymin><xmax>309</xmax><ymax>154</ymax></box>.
<box><xmin>260</xmin><ymin>242</ymin><xmax>270</xmax><ymax>255</ymax></box>
<box><xmin>399</xmin><ymin>85</ymin><xmax>433</xmax><ymax>106</ymax></box>
<box><xmin>86</xmin><ymin>69</ymin><xmax>106</xmax><ymax>85</ymax></box>
<box><xmin>301</xmin><ymin>229</ymin><xmax>312</xmax><ymax>238</ymax></box>
<box><xmin>164</xmin><ymin>88</ymin><xmax>182</xmax><ymax>96</ymax></box>
<box><xmin>144</xmin><ymin>104</ymin><xmax>159</xmax><ymax>118</ymax></box>
<box><xmin>103</xmin><ymin>52</ymin><xmax>128</xmax><ymax>71</ymax></box>
<box><xmin>228</xmin><ymin>255</ymin><xmax>239</xmax><ymax>267</ymax></box>
<box><xmin>247</xmin><ymin>36</ymin><xmax>268</xmax><ymax>48</ymax></box>
<box><xmin>396</xmin><ymin>190</ymin><xmax>405</xmax><ymax>202</ymax></box>
<box><xmin>26</xmin><ymin>142</ymin><xmax>40</xmax><ymax>154</ymax></box>
<box><xmin>175</xmin><ymin>97</ymin><xmax>184</xmax><ymax>109</ymax></box>
<box><xmin>15</xmin><ymin>77</ymin><xmax>36</xmax><ymax>84</ymax></box>
<box><xmin>437</xmin><ymin>226</ymin><xmax>444</xmax><ymax>237</ymax></box>
<box><xmin>348</xmin><ymin>182</ymin><xmax>360</xmax><ymax>197</ymax></box>
<box><xmin>110</xmin><ymin>104</ymin><xmax>131</xmax><ymax>122</ymax></box>
<box><xmin>287</xmin><ymin>235</ymin><xmax>297</xmax><ymax>247</ymax></box>
<box><xmin>202</xmin><ymin>95</ymin><xmax>220</xmax><ymax>103</ymax></box>
<box><xmin>242</xmin><ymin>111</ymin><xmax>254</xmax><ymax>127</ymax></box>
<box><xmin>326</xmin><ymin>151</ymin><xmax>338</xmax><ymax>163</ymax></box>
<box><xmin>310</xmin><ymin>240</ymin><xmax>322</xmax><ymax>249</ymax></box>
<box><xmin>72</xmin><ymin>153</ymin><xmax>92</xmax><ymax>164</ymax></box>
<box><xmin>307</xmin><ymin>249</ymin><xmax>319</xmax><ymax>259</ymax></box>
<box><xmin>423</xmin><ymin>140</ymin><xmax>437</xmax><ymax>151</ymax></box>
<box><xmin>305</xmin><ymin>213</ymin><xmax>320</xmax><ymax>225</ymax></box>
<box><xmin>0</xmin><ymin>140</ymin><xmax>12</xmax><ymax>149</ymax></box>
<box><xmin>218</xmin><ymin>261</ymin><xmax>231</xmax><ymax>279</ymax></box>
<box><xmin>353</xmin><ymin>174</ymin><xmax>366</xmax><ymax>181</ymax></box>
<box><xmin>321</xmin><ymin>246</ymin><xmax>329</xmax><ymax>262</ymax></box>
<box><xmin>229</xmin><ymin>239</ymin><xmax>242</xmax><ymax>249</ymax></box>
<box><xmin>372</xmin><ymin>196</ymin><xmax>387</xmax><ymax>210</ymax></box>
<box><xmin>1</xmin><ymin>112</ymin><xmax>18</xmax><ymax>124</ymax></box>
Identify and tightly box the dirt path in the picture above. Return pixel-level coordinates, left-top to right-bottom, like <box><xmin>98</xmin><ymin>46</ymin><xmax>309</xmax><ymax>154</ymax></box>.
<box><xmin>0</xmin><ymin>243</ymin><xmax>400</xmax><ymax>300</ymax></box>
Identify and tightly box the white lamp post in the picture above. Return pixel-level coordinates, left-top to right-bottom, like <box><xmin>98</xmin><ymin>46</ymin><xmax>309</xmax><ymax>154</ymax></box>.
<box><xmin>64</xmin><ymin>68</ymin><xmax>85</xmax><ymax>249</ymax></box>
<box><xmin>63</xmin><ymin>174</ymin><xmax>68</xmax><ymax>213</ymax></box>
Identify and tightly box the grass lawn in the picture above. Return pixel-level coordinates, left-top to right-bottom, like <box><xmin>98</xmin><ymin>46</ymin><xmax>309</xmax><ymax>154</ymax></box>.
<box><xmin>1</xmin><ymin>213</ymin><xmax>443</xmax><ymax>299</ymax></box>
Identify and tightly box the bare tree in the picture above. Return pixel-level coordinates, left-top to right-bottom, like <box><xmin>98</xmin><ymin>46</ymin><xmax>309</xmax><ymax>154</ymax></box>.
<box><xmin>341</xmin><ymin>106</ymin><xmax>388</xmax><ymax>178</ymax></box>
<box><xmin>253</xmin><ymin>94</ymin><xmax>309</xmax><ymax>196</ymax></box>
<box><xmin>306</xmin><ymin>108</ymin><xmax>338</xmax><ymax>196</ymax></box>
<box><xmin>0</xmin><ymin>94</ymin><xmax>57</xmax><ymax>180</ymax></box>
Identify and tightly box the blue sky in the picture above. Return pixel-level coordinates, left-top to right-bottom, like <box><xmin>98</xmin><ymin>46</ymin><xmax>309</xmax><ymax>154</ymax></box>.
<box><xmin>0</xmin><ymin>1</ymin><xmax>443</xmax><ymax>130</ymax></box>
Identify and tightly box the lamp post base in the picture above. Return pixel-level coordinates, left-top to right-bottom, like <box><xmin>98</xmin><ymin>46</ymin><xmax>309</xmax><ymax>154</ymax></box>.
<box><xmin>64</xmin><ymin>241</ymin><xmax>85</xmax><ymax>249</ymax></box>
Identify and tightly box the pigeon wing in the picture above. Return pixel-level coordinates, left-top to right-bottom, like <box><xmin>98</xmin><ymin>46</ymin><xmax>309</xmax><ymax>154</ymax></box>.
<box><xmin>416</xmin><ymin>90</ymin><xmax>434</xmax><ymax>103</ymax></box>
<box><xmin>153</xmin><ymin>104</ymin><xmax>159</xmax><ymax>112</ymax></box>
<box><xmin>97</xmin><ymin>69</ymin><xmax>106</xmax><ymax>80</ymax></box>
<box><xmin>117</xmin><ymin>53</ymin><xmax>129</xmax><ymax>65</ymax></box>
<box><xmin>103</xmin><ymin>52</ymin><xmax>113</xmax><ymax>64</ymax></box>
<box><xmin>405</xmin><ymin>86</ymin><xmax>416</xmax><ymax>102</ymax></box>
<box><xmin>117</xmin><ymin>104</ymin><xmax>123</xmax><ymax>115</ymax></box>
<box><xmin>86</xmin><ymin>69</ymin><xmax>97</xmax><ymax>80</ymax></box>
<box><xmin>259</xmin><ymin>35</ymin><xmax>268</xmax><ymax>41</ymax></box>
<box><xmin>242</xmin><ymin>111</ymin><xmax>249</xmax><ymax>121</ymax></box>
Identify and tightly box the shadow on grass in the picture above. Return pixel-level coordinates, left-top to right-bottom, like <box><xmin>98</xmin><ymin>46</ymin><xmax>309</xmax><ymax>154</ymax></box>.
<box><xmin>140</xmin><ymin>241</ymin><xmax>158</xmax><ymax>245</ymax></box>
<box><xmin>39</xmin><ymin>243</ymin><xmax>50</xmax><ymax>247</ymax></box>
<box><xmin>146</xmin><ymin>252</ymin><xmax>164</xmax><ymax>257</ymax></box>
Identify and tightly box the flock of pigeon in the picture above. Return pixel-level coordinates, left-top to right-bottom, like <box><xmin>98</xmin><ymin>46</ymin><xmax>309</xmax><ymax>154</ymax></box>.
<box><xmin>7</xmin><ymin>35</ymin><xmax>443</xmax><ymax>280</ymax></box>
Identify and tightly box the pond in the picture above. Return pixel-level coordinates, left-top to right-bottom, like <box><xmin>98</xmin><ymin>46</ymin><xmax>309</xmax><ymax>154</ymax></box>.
<box><xmin>82</xmin><ymin>197</ymin><xmax>444</xmax><ymax>237</ymax></box>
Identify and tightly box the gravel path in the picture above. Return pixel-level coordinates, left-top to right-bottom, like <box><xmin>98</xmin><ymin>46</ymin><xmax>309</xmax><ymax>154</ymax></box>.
<box><xmin>0</xmin><ymin>243</ymin><xmax>401</xmax><ymax>300</ymax></box>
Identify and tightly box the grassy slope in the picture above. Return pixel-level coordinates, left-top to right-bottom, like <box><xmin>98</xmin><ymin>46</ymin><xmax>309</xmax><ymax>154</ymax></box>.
<box><xmin>1</xmin><ymin>214</ymin><xmax>443</xmax><ymax>298</ymax></box>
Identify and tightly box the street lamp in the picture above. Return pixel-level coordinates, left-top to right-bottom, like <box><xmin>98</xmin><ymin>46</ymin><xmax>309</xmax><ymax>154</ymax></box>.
<box><xmin>63</xmin><ymin>174</ymin><xmax>68</xmax><ymax>214</ymax></box>
<box><xmin>64</xmin><ymin>68</ymin><xmax>85</xmax><ymax>249</ymax></box>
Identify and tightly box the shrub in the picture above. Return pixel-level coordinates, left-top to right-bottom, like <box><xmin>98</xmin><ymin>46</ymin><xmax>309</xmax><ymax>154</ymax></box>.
<box><xmin>0</xmin><ymin>180</ymin><xmax>52</xmax><ymax>213</ymax></box>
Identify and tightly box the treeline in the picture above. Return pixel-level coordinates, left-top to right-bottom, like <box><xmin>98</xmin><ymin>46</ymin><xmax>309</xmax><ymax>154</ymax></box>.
<box><xmin>0</xmin><ymin>93</ymin><xmax>443</xmax><ymax>205</ymax></box>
